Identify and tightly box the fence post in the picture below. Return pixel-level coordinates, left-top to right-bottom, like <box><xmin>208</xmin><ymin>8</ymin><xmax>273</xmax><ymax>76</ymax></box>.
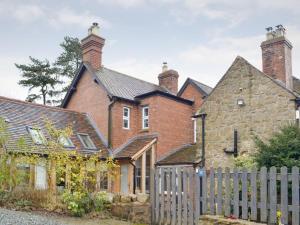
<box><xmin>194</xmin><ymin>169</ymin><xmax>200</xmax><ymax>225</ymax></box>
<box><xmin>182</xmin><ymin>168</ymin><xmax>188</xmax><ymax>224</ymax></box>
<box><xmin>166</xmin><ymin>168</ymin><xmax>171</xmax><ymax>224</ymax></box>
<box><xmin>155</xmin><ymin>168</ymin><xmax>160</xmax><ymax>224</ymax></box>
<box><xmin>202</xmin><ymin>168</ymin><xmax>207</xmax><ymax>214</ymax></box>
<box><xmin>188</xmin><ymin>168</ymin><xmax>194</xmax><ymax>225</ymax></box>
<box><xmin>177</xmin><ymin>167</ymin><xmax>182</xmax><ymax>225</ymax></box>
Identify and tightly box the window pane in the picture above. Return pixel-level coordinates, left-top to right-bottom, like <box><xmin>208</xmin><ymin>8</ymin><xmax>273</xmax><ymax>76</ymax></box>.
<box><xmin>123</xmin><ymin>108</ymin><xmax>129</xmax><ymax>117</ymax></box>
<box><xmin>28</xmin><ymin>128</ymin><xmax>45</xmax><ymax>144</ymax></box>
<box><xmin>123</xmin><ymin>120</ymin><xmax>128</xmax><ymax>128</ymax></box>
<box><xmin>79</xmin><ymin>134</ymin><xmax>96</xmax><ymax>149</ymax></box>
<box><xmin>59</xmin><ymin>136</ymin><xmax>74</xmax><ymax>147</ymax></box>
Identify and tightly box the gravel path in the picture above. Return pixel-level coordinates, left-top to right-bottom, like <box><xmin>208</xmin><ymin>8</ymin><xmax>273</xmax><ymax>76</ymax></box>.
<box><xmin>0</xmin><ymin>208</ymin><xmax>133</xmax><ymax>225</ymax></box>
<box><xmin>0</xmin><ymin>208</ymin><xmax>62</xmax><ymax>225</ymax></box>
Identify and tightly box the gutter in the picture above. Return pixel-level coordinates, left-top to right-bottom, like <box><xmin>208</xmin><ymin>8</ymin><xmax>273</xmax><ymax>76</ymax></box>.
<box><xmin>108</xmin><ymin>97</ymin><xmax>116</xmax><ymax>148</ymax></box>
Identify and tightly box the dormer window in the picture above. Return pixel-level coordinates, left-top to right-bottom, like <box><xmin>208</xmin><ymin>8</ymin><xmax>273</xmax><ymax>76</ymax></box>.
<box><xmin>59</xmin><ymin>136</ymin><xmax>74</xmax><ymax>148</ymax></box>
<box><xmin>123</xmin><ymin>107</ymin><xmax>130</xmax><ymax>129</ymax></box>
<box><xmin>27</xmin><ymin>127</ymin><xmax>46</xmax><ymax>145</ymax></box>
<box><xmin>78</xmin><ymin>133</ymin><xmax>96</xmax><ymax>149</ymax></box>
<box><xmin>142</xmin><ymin>106</ymin><xmax>149</xmax><ymax>129</ymax></box>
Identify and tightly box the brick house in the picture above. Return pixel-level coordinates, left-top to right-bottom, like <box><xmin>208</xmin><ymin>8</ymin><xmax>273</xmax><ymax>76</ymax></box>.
<box><xmin>194</xmin><ymin>26</ymin><xmax>300</xmax><ymax>168</ymax></box>
<box><xmin>62</xmin><ymin>23</ymin><xmax>211</xmax><ymax>194</ymax></box>
<box><xmin>0</xmin><ymin>96</ymin><xmax>110</xmax><ymax>190</ymax></box>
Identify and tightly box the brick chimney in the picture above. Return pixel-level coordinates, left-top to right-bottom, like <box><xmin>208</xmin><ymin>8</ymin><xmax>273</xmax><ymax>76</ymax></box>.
<box><xmin>261</xmin><ymin>25</ymin><xmax>293</xmax><ymax>90</ymax></box>
<box><xmin>81</xmin><ymin>22</ymin><xmax>105</xmax><ymax>70</ymax></box>
<box><xmin>158</xmin><ymin>62</ymin><xmax>179</xmax><ymax>94</ymax></box>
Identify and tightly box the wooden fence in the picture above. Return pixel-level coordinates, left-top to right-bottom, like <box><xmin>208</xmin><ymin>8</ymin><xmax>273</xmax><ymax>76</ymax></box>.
<box><xmin>151</xmin><ymin>166</ymin><xmax>300</xmax><ymax>225</ymax></box>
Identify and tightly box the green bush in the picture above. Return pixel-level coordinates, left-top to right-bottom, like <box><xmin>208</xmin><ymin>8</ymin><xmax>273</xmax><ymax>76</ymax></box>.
<box><xmin>93</xmin><ymin>192</ymin><xmax>110</xmax><ymax>212</ymax></box>
<box><xmin>62</xmin><ymin>191</ymin><xmax>93</xmax><ymax>217</ymax></box>
<box><xmin>254</xmin><ymin>124</ymin><xmax>300</xmax><ymax>168</ymax></box>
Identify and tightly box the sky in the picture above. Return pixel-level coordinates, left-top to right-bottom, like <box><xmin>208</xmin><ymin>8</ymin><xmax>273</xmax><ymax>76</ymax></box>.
<box><xmin>0</xmin><ymin>0</ymin><xmax>300</xmax><ymax>100</ymax></box>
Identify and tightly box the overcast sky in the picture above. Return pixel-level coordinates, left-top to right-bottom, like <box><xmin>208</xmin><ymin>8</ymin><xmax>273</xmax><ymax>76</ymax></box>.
<box><xmin>0</xmin><ymin>0</ymin><xmax>300</xmax><ymax>100</ymax></box>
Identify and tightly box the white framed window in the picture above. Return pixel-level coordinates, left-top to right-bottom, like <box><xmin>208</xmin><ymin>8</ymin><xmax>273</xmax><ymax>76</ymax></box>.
<box><xmin>142</xmin><ymin>106</ymin><xmax>149</xmax><ymax>129</ymax></box>
<box><xmin>123</xmin><ymin>107</ymin><xmax>130</xmax><ymax>129</ymax></box>
<box><xmin>59</xmin><ymin>136</ymin><xmax>74</xmax><ymax>148</ymax></box>
<box><xmin>193</xmin><ymin>118</ymin><xmax>197</xmax><ymax>143</ymax></box>
<box><xmin>78</xmin><ymin>133</ymin><xmax>96</xmax><ymax>149</ymax></box>
<box><xmin>27</xmin><ymin>127</ymin><xmax>46</xmax><ymax>145</ymax></box>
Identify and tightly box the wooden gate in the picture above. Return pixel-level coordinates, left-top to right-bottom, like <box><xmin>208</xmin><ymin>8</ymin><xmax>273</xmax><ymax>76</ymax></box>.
<box><xmin>151</xmin><ymin>166</ymin><xmax>201</xmax><ymax>225</ymax></box>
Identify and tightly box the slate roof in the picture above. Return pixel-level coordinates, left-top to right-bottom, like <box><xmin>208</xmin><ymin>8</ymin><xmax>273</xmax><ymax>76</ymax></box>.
<box><xmin>293</xmin><ymin>76</ymin><xmax>300</xmax><ymax>95</ymax></box>
<box><xmin>178</xmin><ymin>78</ymin><xmax>213</xmax><ymax>97</ymax></box>
<box><xmin>156</xmin><ymin>144</ymin><xmax>201</xmax><ymax>165</ymax></box>
<box><xmin>96</xmin><ymin>67</ymin><xmax>170</xmax><ymax>101</ymax></box>
<box><xmin>114</xmin><ymin>135</ymin><xmax>157</xmax><ymax>159</ymax></box>
<box><xmin>0</xmin><ymin>96</ymin><xmax>110</xmax><ymax>157</ymax></box>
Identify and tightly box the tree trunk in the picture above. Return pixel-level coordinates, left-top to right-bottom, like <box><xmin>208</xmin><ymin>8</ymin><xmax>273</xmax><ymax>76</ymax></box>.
<box><xmin>49</xmin><ymin>159</ymin><xmax>57</xmax><ymax>202</ymax></box>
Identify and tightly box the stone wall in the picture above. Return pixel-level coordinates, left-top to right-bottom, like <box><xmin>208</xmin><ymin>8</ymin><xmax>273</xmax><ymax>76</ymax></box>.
<box><xmin>197</xmin><ymin>57</ymin><xmax>296</xmax><ymax>168</ymax></box>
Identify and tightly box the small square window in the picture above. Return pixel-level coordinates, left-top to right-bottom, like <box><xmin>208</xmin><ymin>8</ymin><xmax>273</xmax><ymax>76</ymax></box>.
<box><xmin>27</xmin><ymin>127</ymin><xmax>46</xmax><ymax>145</ymax></box>
<box><xmin>78</xmin><ymin>133</ymin><xmax>96</xmax><ymax>149</ymax></box>
<box><xmin>123</xmin><ymin>107</ymin><xmax>130</xmax><ymax>129</ymax></box>
<box><xmin>59</xmin><ymin>136</ymin><xmax>74</xmax><ymax>148</ymax></box>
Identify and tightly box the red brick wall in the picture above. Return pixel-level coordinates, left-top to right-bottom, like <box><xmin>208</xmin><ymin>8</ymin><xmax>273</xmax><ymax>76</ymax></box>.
<box><xmin>65</xmin><ymin>70</ymin><xmax>110</xmax><ymax>140</ymax></box>
<box><xmin>111</xmin><ymin>101</ymin><xmax>139</xmax><ymax>149</ymax></box>
<box><xmin>139</xmin><ymin>96</ymin><xmax>193</xmax><ymax>158</ymax></box>
<box><xmin>179</xmin><ymin>83</ymin><xmax>205</xmax><ymax>113</ymax></box>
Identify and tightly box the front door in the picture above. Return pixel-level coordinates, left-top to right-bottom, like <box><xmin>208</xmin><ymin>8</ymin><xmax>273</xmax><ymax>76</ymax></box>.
<box><xmin>35</xmin><ymin>165</ymin><xmax>47</xmax><ymax>189</ymax></box>
<box><xmin>120</xmin><ymin>164</ymin><xmax>128</xmax><ymax>194</ymax></box>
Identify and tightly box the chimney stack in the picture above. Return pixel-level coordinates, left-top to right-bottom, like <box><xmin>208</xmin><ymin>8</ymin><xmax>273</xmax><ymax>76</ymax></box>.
<box><xmin>81</xmin><ymin>22</ymin><xmax>105</xmax><ymax>70</ymax></box>
<box><xmin>158</xmin><ymin>62</ymin><xmax>179</xmax><ymax>94</ymax></box>
<box><xmin>261</xmin><ymin>25</ymin><xmax>293</xmax><ymax>90</ymax></box>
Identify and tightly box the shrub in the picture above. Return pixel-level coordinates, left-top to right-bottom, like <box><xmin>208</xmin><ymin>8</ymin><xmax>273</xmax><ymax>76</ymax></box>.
<box><xmin>254</xmin><ymin>124</ymin><xmax>300</xmax><ymax>168</ymax></box>
<box><xmin>93</xmin><ymin>192</ymin><xmax>110</xmax><ymax>212</ymax></box>
<box><xmin>62</xmin><ymin>191</ymin><xmax>93</xmax><ymax>217</ymax></box>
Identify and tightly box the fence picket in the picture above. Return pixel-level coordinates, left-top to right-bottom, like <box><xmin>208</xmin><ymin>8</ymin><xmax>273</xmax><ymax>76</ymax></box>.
<box><xmin>292</xmin><ymin>166</ymin><xmax>299</xmax><ymax>225</ymax></box>
<box><xmin>166</xmin><ymin>168</ymin><xmax>171</xmax><ymax>224</ymax></box>
<box><xmin>188</xmin><ymin>168</ymin><xmax>194</xmax><ymax>225</ymax></box>
<box><xmin>202</xmin><ymin>169</ymin><xmax>207</xmax><ymax>214</ymax></box>
<box><xmin>194</xmin><ymin>171</ymin><xmax>200</xmax><ymax>225</ymax></box>
<box><xmin>171</xmin><ymin>167</ymin><xmax>176</xmax><ymax>225</ymax></box>
<box><xmin>233</xmin><ymin>168</ymin><xmax>239</xmax><ymax>218</ymax></box>
<box><xmin>260</xmin><ymin>167</ymin><xmax>267</xmax><ymax>222</ymax></box>
<box><xmin>280</xmin><ymin>167</ymin><xmax>288</xmax><ymax>225</ymax></box>
<box><xmin>217</xmin><ymin>167</ymin><xmax>223</xmax><ymax>215</ymax></box>
<box><xmin>269</xmin><ymin>167</ymin><xmax>277</xmax><ymax>224</ymax></box>
<box><xmin>177</xmin><ymin>168</ymin><xmax>182</xmax><ymax>225</ymax></box>
<box><xmin>155</xmin><ymin>168</ymin><xmax>160</xmax><ymax>223</ymax></box>
<box><xmin>182</xmin><ymin>168</ymin><xmax>188</xmax><ymax>225</ymax></box>
<box><xmin>241</xmin><ymin>168</ymin><xmax>248</xmax><ymax>220</ymax></box>
<box><xmin>224</xmin><ymin>167</ymin><xmax>231</xmax><ymax>217</ymax></box>
<box><xmin>209</xmin><ymin>167</ymin><xmax>215</xmax><ymax>215</ymax></box>
<box><xmin>160</xmin><ymin>168</ymin><xmax>165</xmax><ymax>225</ymax></box>
<box><xmin>250</xmin><ymin>167</ymin><xmax>257</xmax><ymax>221</ymax></box>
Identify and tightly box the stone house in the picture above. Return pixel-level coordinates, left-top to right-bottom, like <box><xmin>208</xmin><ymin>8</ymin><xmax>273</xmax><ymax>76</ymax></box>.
<box><xmin>0</xmin><ymin>96</ymin><xmax>110</xmax><ymax>190</ymax></box>
<box><xmin>195</xmin><ymin>26</ymin><xmax>300</xmax><ymax>168</ymax></box>
<box><xmin>62</xmin><ymin>23</ymin><xmax>211</xmax><ymax>194</ymax></box>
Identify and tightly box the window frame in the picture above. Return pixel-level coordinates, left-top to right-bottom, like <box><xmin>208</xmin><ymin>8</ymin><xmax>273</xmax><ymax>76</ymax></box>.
<box><xmin>59</xmin><ymin>136</ymin><xmax>75</xmax><ymax>148</ymax></box>
<box><xmin>27</xmin><ymin>126</ymin><xmax>47</xmax><ymax>145</ymax></box>
<box><xmin>122</xmin><ymin>107</ymin><xmax>130</xmax><ymax>129</ymax></box>
<box><xmin>142</xmin><ymin>106</ymin><xmax>149</xmax><ymax>129</ymax></box>
<box><xmin>77</xmin><ymin>133</ymin><xmax>96</xmax><ymax>150</ymax></box>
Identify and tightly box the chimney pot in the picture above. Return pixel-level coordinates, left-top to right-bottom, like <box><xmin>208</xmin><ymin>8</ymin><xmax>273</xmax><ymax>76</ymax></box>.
<box><xmin>162</xmin><ymin>62</ymin><xmax>168</xmax><ymax>72</ymax></box>
<box><xmin>88</xmin><ymin>22</ymin><xmax>100</xmax><ymax>36</ymax></box>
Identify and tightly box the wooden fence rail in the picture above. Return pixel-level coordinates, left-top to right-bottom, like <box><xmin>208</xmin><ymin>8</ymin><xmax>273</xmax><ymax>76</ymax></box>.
<box><xmin>152</xmin><ymin>166</ymin><xmax>300</xmax><ymax>225</ymax></box>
